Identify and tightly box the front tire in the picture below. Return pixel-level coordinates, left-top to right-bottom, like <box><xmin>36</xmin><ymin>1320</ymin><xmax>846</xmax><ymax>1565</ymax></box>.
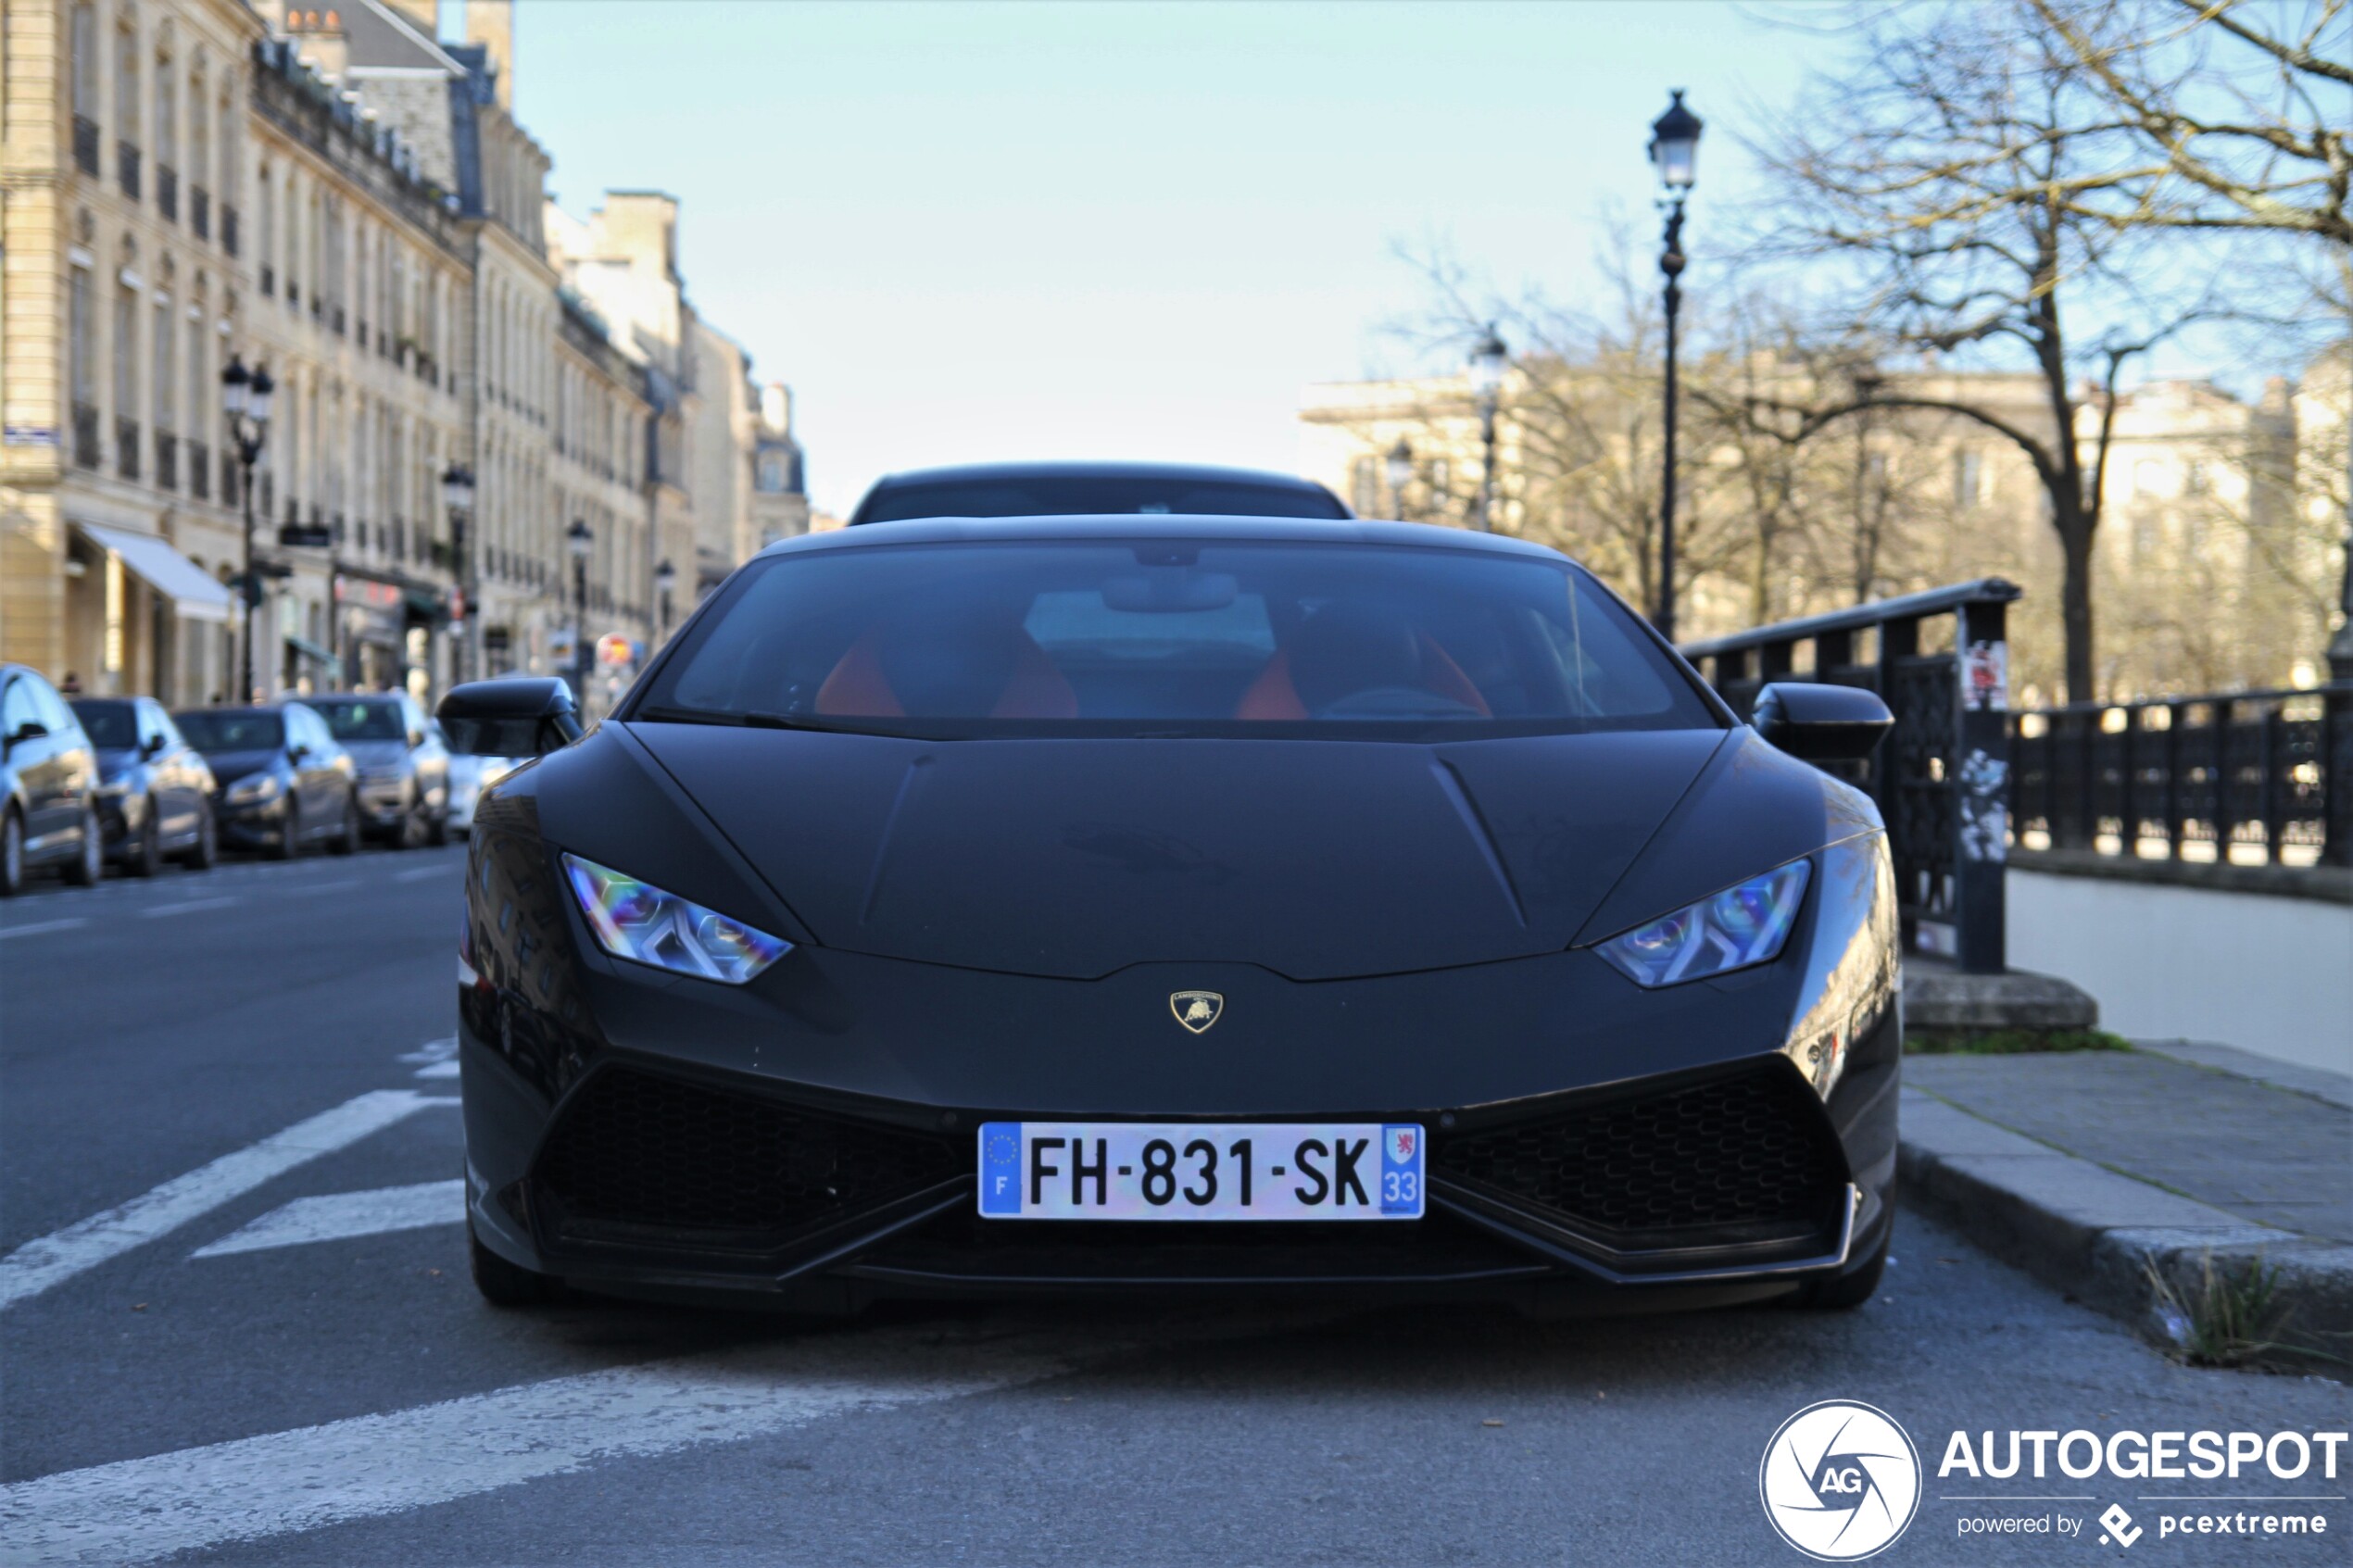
<box><xmin>469</xmin><ymin>1223</ymin><xmax>557</xmax><ymax>1307</ymax></box>
<box><xmin>0</xmin><ymin>808</ymin><xmax>24</xmax><ymax>897</ymax></box>
<box><xmin>130</xmin><ymin>799</ymin><xmax>164</xmax><ymax>877</ymax></box>
<box><xmin>182</xmin><ymin>804</ymin><xmax>219</xmax><ymax>870</ymax></box>
<box><xmin>331</xmin><ymin>793</ymin><xmax>360</xmax><ymax>856</ymax></box>
<box><xmin>1798</xmin><ymin>1227</ymin><xmax>1889</xmax><ymax>1310</ymax></box>
<box><xmin>271</xmin><ymin>797</ymin><xmax>301</xmax><ymax>859</ymax></box>
<box><xmin>63</xmin><ymin>807</ymin><xmax>102</xmax><ymax>886</ymax></box>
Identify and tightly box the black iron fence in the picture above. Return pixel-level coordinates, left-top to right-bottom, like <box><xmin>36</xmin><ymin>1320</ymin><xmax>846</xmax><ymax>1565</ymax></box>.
<box><xmin>1681</xmin><ymin>579</ymin><xmax>2021</xmax><ymax>974</ymax></box>
<box><xmin>2012</xmin><ymin>686</ymin><xmax>2351</xmax><ymax>869</ymax></box>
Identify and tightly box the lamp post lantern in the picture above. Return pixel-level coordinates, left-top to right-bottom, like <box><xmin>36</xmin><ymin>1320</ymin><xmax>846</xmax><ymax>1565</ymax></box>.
<box><xmin>1468</xmin><ymin>324</ymin><xmax>1507</xmax><ymax>533</ymax></box>
<box><xmin>566</xmin><ymin>519</ymin><xmax>593</xmax><ymax>704</ymax></box>
<box><xmin>1648</xmin><ymin>87</ymin><xmax>1703</xmax><ymax>643</ymax></box>
<box><xmin>440</xmin><ymin>462</ymin><xmax>475</xmax><ymax>684</ymax></box>
<box><xmin>221</xmin><ymin>356</ymin><xmax>273</xmax><ymax>702</ymax></box>
<box><xmin>1384</xmin><ymin>438</ymin><xmax>1415</xmax><ymax>521</ymax></box>
<box><xmin>654</xmin><ymin>557</ymin><xmax>677</xmax><ymax>645</ymax></box>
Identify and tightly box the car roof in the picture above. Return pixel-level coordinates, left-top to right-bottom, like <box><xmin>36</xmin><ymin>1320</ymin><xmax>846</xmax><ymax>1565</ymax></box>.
<box><xmin>862</xmin><ymin>459</ymin><xmax>1338</xmax><ymax>492</ymax></box>
<box><xmin>761</xmin><ymin>514</ymin><xmax>1572</xmax><ymax>564</ymax></box>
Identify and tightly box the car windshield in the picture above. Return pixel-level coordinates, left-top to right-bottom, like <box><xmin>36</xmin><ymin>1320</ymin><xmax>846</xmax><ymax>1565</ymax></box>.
<box><xmin>174</xmin><ymin>710</ymin><xmax>285</xmax><ymax>751</ymax></box>
<box><xmin>311</xmin><ymin>700</ymin><xmax>406</xmax><ymax>742</ymax></box>
<box><xmin>637</xmin><ymin>540</ymin><xmax>1718</xmax><ymax>738</ymax></box>
<box><xmin>856</xmin><ymin>476</ymin><xmax>1348</xmax><ymax>523</ymax></box>
<box><xmin>69</xmin><ymin>701</ymin><xmax>138</xmax><ymax>748</ymax></box>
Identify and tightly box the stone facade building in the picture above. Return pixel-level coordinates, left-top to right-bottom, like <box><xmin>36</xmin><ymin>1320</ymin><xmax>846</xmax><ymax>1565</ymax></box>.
<box><xmin>4</xmin><ymin>0</ymin><xmax>799</xmax><ymax>713</ymax></box>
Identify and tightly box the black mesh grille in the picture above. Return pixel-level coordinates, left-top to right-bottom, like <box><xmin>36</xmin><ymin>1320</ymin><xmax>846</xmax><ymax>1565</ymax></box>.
<box><xmin>536</xmin><ymin>1069</ymin><xmax>961</xmax><ymax>1243</ymax></box>
<box><xmin>1433</xmin><ymin>1067</ymin><xmax>1843</xmax><ymax>1236</ymax></box>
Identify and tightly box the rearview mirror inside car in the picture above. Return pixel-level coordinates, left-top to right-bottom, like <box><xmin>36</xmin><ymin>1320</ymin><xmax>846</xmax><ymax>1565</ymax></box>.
<box><xmin>436</xmin><ymin>677</ymin><xmax>584</xmax><ymax>758</ymax></box>
<box><xmin>1751</xmin><ymin>682</ymin><xmax>1894</xmax><ymax>764</ymax></box>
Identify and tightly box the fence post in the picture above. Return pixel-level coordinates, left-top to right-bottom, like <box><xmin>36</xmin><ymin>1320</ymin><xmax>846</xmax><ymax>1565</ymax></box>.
<box><xmin>1952</xmin><ymin>597</ymin><xmax>2008</xmax><ymax>974</ymax></box>
<box><xmin>2212</xmin><ymin>697</ymin><xmax>2236</xmax><ymax>861</ymax></box>
<box><xmin>2162</xmin><ymin>700</ymin><xmax>2183</xmax><ymax>857</ymax></box>
<box><xmin>2325</xmin><ymin>685</ymin><xmax>2352</xmax><ymax>868</ymax></box>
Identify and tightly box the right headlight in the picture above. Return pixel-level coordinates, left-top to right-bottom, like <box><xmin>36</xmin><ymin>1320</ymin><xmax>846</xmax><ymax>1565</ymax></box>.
<box><xmin>561</xmin><ymin>852</ymin><xmax>792</xmax><ymax>985</ymax></box>
<box><xmin>1595</xmin><ymin>859</ymin><xmax>1811</xmax><ymax>988</ymax></box>
<box><xmin>224</xmin><ymin>772</ymin><xmax>282</xmax><ymax>804</ymax></box>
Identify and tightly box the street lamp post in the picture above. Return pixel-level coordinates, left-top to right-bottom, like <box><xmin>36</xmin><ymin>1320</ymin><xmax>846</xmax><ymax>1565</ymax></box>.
<box><xmin>440</xmin><ymin>462</ymin><xmax>475</xmax><ymax>684</ymax></box>
<box><xmin>566</xmin><ymin>519</ymin><xmax>593</xmax><ymax>705</ymax></box>
<box><xmin>220</xmin><ymin>356</ymin><xmax>274</xmax><ymax>703</ymax></box>
<box><xmin>654</xmin><ymin>557</ymin><xmax>677</xmax><ymax>645</ymax></box>
<box><xmin>1468</xmin><ymin>325</ymin><xmax>1507</xmax><ymax>533</ymax></box>
<box><xmin>1648</xmin><ymin>88</ymin><xmax>1703</xmax><ymax>644</ymax></box>
<box><xmin>1384</xmin><ymin>439</ymin><xmax>1415</xmax><ymax>521</ymax></box>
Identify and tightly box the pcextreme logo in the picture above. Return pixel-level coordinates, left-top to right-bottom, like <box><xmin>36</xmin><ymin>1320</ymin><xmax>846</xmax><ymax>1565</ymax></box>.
<box><xmin>1760</xmin><ymin>1400</ymin><xmax>1924</xmax><ymax>1561</ymax></box>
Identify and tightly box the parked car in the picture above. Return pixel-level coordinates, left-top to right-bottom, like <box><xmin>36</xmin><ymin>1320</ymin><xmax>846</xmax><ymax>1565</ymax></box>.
<box><xmin>305</xmin><ymin>693</ymin><xmax>451</xmax><ymax>847</ymax></box>
<box><xmin>68</xmin><ymin>696</ymin><xmax>220</xmax><ymax>875</ymax></box>
<box><xmin>846</xmin><ymin>461</ymin><xmax>1353</xmax><ymax>524</ymax></box>
<box><xmin>446</xmin><ymin>751</ymin><xmax>523</xmax><ymax>834</ymax></box>
<box><xmin>0</xmin><ymin>664</ymin><xmax>102</xmax><ymax>895</ymax></box>
<box><xmin>171</xmin><ymin>703</ymin><xmax>359</xmax><ymax>859</ymax></box>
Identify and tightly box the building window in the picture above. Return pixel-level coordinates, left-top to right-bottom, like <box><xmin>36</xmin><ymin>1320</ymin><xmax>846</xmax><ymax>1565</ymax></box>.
<box><xmin>1954</xmin><ymin>450</ymin><xmax>1983</xmax><ymax>511</ymax></box>
<box><xmin>154</xmin><ymin>49</ymin><xmax>178</xmax><ymax>220</ymax></box>
<box><xmin>69</xmin><ymin>267</ymin><xmax>98</xmax><ymax>469</ymax></box>
<box><xmin>153</xmin><ymin>295</ymin><xmax>176</xmax><ymax>489</ymax></box>
<box><xmin>114</xmin><ymin>29</ymin><xmax>141</xmax><ymax>198</ymax></box>
<box><xmin>1350</xmin><ymin>456</ymin><xmax>1378</xmax><ymax>517</ymax></box>
<box><xmin>113</xmin><ymin>281</ymin><xmax>140</xmax><ymax>479</ymax></box>
<box><xmin>70</xmin><ymin>4</ymin><xmax>101</xmax><ymax>174</ymax></box>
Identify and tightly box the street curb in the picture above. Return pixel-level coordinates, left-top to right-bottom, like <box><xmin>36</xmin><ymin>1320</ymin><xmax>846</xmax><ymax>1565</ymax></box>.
<box><xmin>1897</xmin><ymin>1088</ymin><xmax>2352</xmax><ymax>1364</ymax></box>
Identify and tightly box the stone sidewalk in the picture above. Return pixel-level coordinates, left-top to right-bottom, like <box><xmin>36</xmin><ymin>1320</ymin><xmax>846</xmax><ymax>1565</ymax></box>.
<box><xmin>1899</xmin><ymin>1042</ymin><xmax>2353</xmax><ymax>1364</ymax></box>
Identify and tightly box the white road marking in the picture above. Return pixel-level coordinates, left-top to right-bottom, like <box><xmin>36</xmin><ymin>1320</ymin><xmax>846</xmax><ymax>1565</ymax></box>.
<box><xmin>191</xmin><ymin>1180</ymin><xmax>464</xmax><ymax>1258</ymax></box>
<box><xmin>0</xmin><ymin>1323</ymin><xmax>1092</xmax><ymax>1565</ymax></box>
<box><xmin>392</xmin><ymin>864</ymin><xmax>451</xmax><ymax>883</ymax></box>
<box><xmin>397</xmin><ymin>1036</ymin><xmax>461</xmax><ymax>1078</ymax></box>
<box><xmin>0</xmin><ymin>919</ymin><xmax>88</xmax><ymax>941</ymax></box>
<box><xmin>413</xmin><ymin>1059</ymin><xmax>460</xmax><ymax>1079</ymax></box>
<box><xmin>0</xmin><ymin>1091</ymin><xmax>447</xmax><ymax>1311</ymax></box>
<box><xmin>138</xmin><ymin>896</ymin><xmax>241</xmax><ymax>919</ymax></box>
<box><xmin>283</xmin><ymin>879</ymin><xmax>360</xmax><ymax>897</ymax></box>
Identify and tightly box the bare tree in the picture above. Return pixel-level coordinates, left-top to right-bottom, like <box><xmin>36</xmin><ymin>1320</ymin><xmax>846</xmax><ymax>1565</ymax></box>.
<box><xmin>2029</xmin><ymin>0</ymin><xmax>2350</xmax><ymax>245</ymax></box>
<box><xmin>1756</xmin><ymin>0</ymin><xmax>2222</xmax><ymax>699</ymax></box>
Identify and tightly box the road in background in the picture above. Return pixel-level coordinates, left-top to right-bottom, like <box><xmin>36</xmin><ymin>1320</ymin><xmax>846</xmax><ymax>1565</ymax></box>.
<box><xmin>3</xmin><ymin>847</ymin><xmax>2343</xmax><ymax>1565</ymax></box>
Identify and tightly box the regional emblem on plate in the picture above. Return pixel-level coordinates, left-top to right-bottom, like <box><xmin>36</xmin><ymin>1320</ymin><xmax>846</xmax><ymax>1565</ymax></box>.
<box><xmin>1386</xmin><ymin>1126</ymin><xmax>1416</xmax><ymax>1163</ymax></box>
<box><xmin>1169</xmin><ymin>990</ymin><xmax>1224</xmax><ymax>1034</ymax></box>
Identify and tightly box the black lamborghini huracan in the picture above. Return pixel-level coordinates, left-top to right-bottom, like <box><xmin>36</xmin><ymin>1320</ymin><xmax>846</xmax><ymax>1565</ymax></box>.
<box><xmin>440</xmin><ymin>517</ymin><xmax>1900</xmax><ymax>1315</ymax></box>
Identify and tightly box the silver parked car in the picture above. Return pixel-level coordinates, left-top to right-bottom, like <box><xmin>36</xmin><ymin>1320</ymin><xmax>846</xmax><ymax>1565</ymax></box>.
<box><xmin>306</xmin><ymin>693</ymin><xmax>451</xmax><ymax>847</ymax></box>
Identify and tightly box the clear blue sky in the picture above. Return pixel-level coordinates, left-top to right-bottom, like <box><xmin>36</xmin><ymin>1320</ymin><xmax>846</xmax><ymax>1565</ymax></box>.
<box><xmin>462</xmin><ymin>2</ymin><xmax>1819</xmax><ymax>516</ymax></box>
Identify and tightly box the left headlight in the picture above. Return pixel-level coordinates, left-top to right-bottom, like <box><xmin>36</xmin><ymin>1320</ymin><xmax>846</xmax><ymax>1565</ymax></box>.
<box><xmin>560</xmin><ymin>852</ymin><xmax>792</xmax><ymax>985</ymax></box>
<box><xmin>1594</xmin><ymin>859</ymin><xmax>1811</xmax><ymax>988</ymax></box>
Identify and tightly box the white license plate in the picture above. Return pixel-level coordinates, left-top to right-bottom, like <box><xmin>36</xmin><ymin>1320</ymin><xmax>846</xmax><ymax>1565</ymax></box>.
<box><xmin>976</xmin><ymin>1122</ymin><xmax>1424</xmax><ymax>1221</ymax></box>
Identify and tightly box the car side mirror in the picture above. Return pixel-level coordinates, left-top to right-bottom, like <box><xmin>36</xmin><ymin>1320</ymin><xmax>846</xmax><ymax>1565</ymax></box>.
<box><xmin>1751</xmin><ymin>682</ymin><xmax>1893</xmax><ymax>764</ymax></box>
<box><xmin>436</xmin><ymin>677</ymin><xmax>584</xmax><ymax>758</ymax></box>
<box><xmin>4</xmin><ymin>721</ymin><xmax>45</xmax><ymax>751</ymax></box>
<box><xmin>288</xmin><ymin>742</ymin><xmax>310</xmax><ymax>762</ymax></box>
<box><xmin>142</xmin><ymin>734</ymin><xmax>168</xmax><ymax>759</ymax></box>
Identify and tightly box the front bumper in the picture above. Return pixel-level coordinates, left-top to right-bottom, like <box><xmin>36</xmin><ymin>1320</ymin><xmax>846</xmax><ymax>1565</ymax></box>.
<box><xmin>458</xmin><ymin>822</ymin><xmax>1901</xmax><ymax>1311</ymax></box>
<box><xmin>214</xmin><ymin>795</ymin><xmax>287</xmax><ymax>847</ymax></box>
<box><xmin>357</xmin><ymin>779</ymin><xmax>412</xmax><ymax>830</ymax></box>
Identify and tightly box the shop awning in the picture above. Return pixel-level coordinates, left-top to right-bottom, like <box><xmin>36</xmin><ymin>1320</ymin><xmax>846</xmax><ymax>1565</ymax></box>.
<box><xmin>72</xmin><ymin>521</ymin><xmax>234</xmax><ymax>624</ymax></box>
<box><xmin>283</xmin><ymin>635</ymin><xmax>344</xmax><ymax>684</ymax></box>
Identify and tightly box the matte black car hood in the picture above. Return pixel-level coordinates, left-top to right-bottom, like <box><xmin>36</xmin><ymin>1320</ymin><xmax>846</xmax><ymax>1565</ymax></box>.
<box><xmin>623</xmin><ymin>723</ymin><xmax>1729</xmax><ymax>981</ymax></box>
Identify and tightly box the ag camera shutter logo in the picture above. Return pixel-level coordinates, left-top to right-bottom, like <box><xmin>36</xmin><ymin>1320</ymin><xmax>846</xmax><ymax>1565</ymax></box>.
<box><xmin>1759</xmin><ymin>1400</ymin><xmax>1922</xmax><ymax>1560</ymax></box>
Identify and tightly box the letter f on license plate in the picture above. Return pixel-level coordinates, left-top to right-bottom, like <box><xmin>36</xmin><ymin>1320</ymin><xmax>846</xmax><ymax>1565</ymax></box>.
<box><xmin>978</xmin><ymin>1122</ymin><xmax>1425</xmax><ymax>1221</ymax></box>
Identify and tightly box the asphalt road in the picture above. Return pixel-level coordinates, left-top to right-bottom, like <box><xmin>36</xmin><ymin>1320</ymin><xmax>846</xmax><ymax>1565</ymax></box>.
<box><xmin>2</xmin><ymin>845</ymin><xmax>2345</xmax><ymax>1566</ymax></box>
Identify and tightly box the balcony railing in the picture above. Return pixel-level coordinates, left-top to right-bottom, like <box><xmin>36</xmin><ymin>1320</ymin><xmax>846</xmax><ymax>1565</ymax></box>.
<box><xmin>154</xmin><ymin>432</ymin><xmax>177</xmax><ymax>491</ymax></box>
<box><xmin>117</xmin><ymin>141</ymin><xmax>140</xmax><ymax>200</ymax></box>
<box><xmin>115</xmin><ymin>416</ymin><xmax>140</xmax><ymax>480</ymax></box>
<box><xmin>157</xmin><ymin>165</ymin><xmax>178</xmax><ymax>222</ymax></box>
<box><xmin>192</xmin><ymin>185</ymin><xmax>210</xmax><ymax>241</ymax></box>
<box><xmin>222</xmin><ymin>205</ymin><xmax>240</xmax><ymax>257</ymax></box>
<box><xmin>72</xmin><ymin>402</ymin><xmax>101</xmax><ymax>470</ymax></box>
<box><xmin>188</xmin><ymin>440</ymin><xmax>211</xmax><ymax>501</ymax></box>
<box><xmin>72</xmin><ymin>116</ymin><xmax>100</xmax><ymax>176</ymax></box>
<box><xmin>2012</xmin><ymin>686</ymin><xmax>2352</xmax><ymax>870</ymax></box>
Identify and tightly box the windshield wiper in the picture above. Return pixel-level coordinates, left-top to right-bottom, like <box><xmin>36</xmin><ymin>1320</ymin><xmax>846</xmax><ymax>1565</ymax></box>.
<box><xmin>635</xmin><ymin>705</ymin><xmax>835</xmax><ymax>733</ymax></box>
